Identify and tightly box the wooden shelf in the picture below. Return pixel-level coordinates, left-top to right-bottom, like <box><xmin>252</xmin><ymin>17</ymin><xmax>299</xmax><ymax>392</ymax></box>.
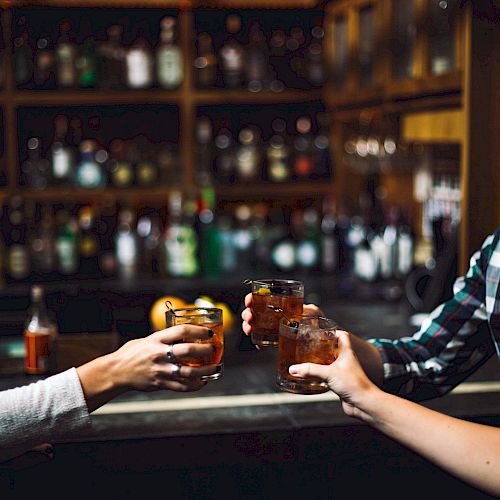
<box><xmin>8</xmin><ymin>88</ymin><xmax>324</xmax><ymax>107</ymax></box>
<box><xmin>216</xmin><ymin>182</ymin><xmax>334</xmax><ymax>199</ymax></box>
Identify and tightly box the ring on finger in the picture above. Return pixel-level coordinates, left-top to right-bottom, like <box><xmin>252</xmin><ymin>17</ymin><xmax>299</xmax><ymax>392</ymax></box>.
<box><xmin>170</xmin><ymin>363</ymin><xmax>181</xmax><ymax>378</ymax></box>
<box><xmin>165</xmin><ymin>344</ymin><xmax>176</xmax><ymax>362</ymax></box>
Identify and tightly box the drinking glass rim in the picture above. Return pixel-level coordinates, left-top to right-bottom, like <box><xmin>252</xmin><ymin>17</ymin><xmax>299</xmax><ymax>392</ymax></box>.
<box><xmin>166</xmin><ymin>307</ymin><xmax>223</xmax><ymax>318</ymax></box>
<box><xmin>250</xmin><ymin>279</ymin><xmax>304</xmax><ymax>288</ymax></box>
<box><xmin>279</xmin><ymin>315</ymin><xmax>338</xmax><ymax>330</ymax></box>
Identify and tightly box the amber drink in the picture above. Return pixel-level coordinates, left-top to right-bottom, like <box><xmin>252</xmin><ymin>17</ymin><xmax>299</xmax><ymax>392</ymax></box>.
<box><xmin>251</xmin><ymin>279</ymin><xmax>304</xmax><ymax>347</ymax></box>
<box><xmin>166</xmin><ymin>307</ymin><xmax>223</xmax><ymax>380</ymax></box>
<box><xmin>277</xmin><ymin>315</ymin><xmax>337</xmax><ymax>394</ymax></box>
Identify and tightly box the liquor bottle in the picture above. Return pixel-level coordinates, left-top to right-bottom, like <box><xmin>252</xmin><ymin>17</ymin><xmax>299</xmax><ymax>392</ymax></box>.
<box><xmin>287</xmin><ymin>26</ymin><xmax>306</xmax><ymax>88</ymax></box>
<box><xmin>98</xmin><ymin>25</ymin><xmax>126</xmax><ymax>89</ymax></box>
<box><xmin>157</xmin><ymin>142</ymin><xmax>180</xmax><ymax>185</ymax></box>
<box><xmin>295</xmin><ymin>207</ymin><xmax>321</xmax><ymax>272</ymax></box>
<box><xmin>97</xmin><ymin>200</ymin><xmax>117</xmax><ymax>277</ymax></box>
<box><xmin>216</xmin><ymin>214</ymin><xmax>237</xmax><ymax>275</ymax></box>
<box><xmin>75</xmin><ymin>140</ymin><xmax>105</xmax><ymax>189</ymax></box>
<box><xmin>266</xmin><ymin>117</ymin><xmax>290</xmax><ymax>183</ymax></box>
<box><xmin>5</xmin><ymin>196</ymin><xmax>30</xmax><ymax>281</ymax></box>
<box><xmin>306</xmin><ymin>23</ymin><xmax>326</xmax><ymax>87</ymax></box>
<box><xmin>30</xmin><ymin>204</ymin><xmax>57</xmax><ymax>276</ymax></box>
<box><xmin>195</xmin><ymin>116</ymin><xmax>214</xmax><ymax>184</ymax></box>
<box><xmin>232</xmin><ymin>204</ymin><xmax>254</xmax><ymax>274</ymax></box>
<box><xmin>20</xmin><ymin>137</ymin><xmax>50</xmax><ymax>189</ymax></box>
<box><xmin>270</xmin><ymin>208</ymin><xmax>296</xmax><ymax>273</ymax></box>
<box><xmin>137</xmin><ymin>209</ymin><xmax>161</xmax><ymax>275</ymax></box>
<box><xmin>107</xmin><ymin>139</ymin><xmax>134</xmax><ymax>188</ymax></box>
<box><xmin>24</xmin><ymin>284</ymin><xmax>58</xmax><ymax>375</ymax></box>
<box><xmin>313</xmin><ymin>111</ymin><xmax>331</xmax><ymax>179</ymax></box>
<box><xmin>55</xmin><ymin>209</ymin><xmax>78</xmax><ymax>275</ymax></box>
<box><xmin>320</xmin><ymin>195</ymin><xmax>338</xmax><ymax>274</ymax></box>
<box><xmin>126</xmin><ymin>31</ymin><xmax>153</xmax><ymax>89</ymax></box>
<box><xmin>13</xmin><ymin>16</ymin><xmax>33</xmax><ymax>86</ymax></box>
<box><xmin>235</xmin><ymin>127</ymin><xmax>261</xmax><ymax>182</ymax></box>
<box><xmin>293</xmin><ymin>116</ymin><xmax>314</xmax><ymax>178</ymax></box>
<box><xmin>115</xmin><ymin>207</ymin><xmax>138</xmax><ymax>280</ymax></box>
<box><xmin>78</xmin><ymin>205</ymin><xmax>100</xmax><ymax>276</ymax></box>
<box><xmin>269</xmin><ymin>28</ymin><xmax>287</xmax><ymax>89</ymax></box>
<box><xmin>219</xmin><ymin>14</ymin><xmax>244</xmax><ymax>88</ymax></box>
<box><xmin>55</xmin><ymin>20</ymin><xmax>77</xmax><ymax>88</ymax></box>
<box><xmin>76</xmin><ymin>36</ymin><xmax>98</xmax><ymax>88</ymax></box>
<box><xmin>245</xmin><ymin>21</ymin><xmax>269</xmax><ymax>92</ymax></box>
<box><xmin>214</xmin><ymin>120</ymin><xmax>235</xmax><ymax>184</ymax></box>
<box><xmin>163</xmin><ymin>191</ymin><xmax>199</xmax><ymax>277</ymax></box>
<box><xmin>34</xmin><ymin>34</ymin><xmax>56</xmax><ymax>89</ymax></box>
<box><xmin>194</xmin><ymin>32</ymin><xmax>217</xmax><ymax>88</ymax></box>
<box><xmin>136</xmin><ymin>150</ymin><xmax>158</xmax><ymax>187</ymax></box>
<box><xmin>50</xmin><ymin>115</ymin><xmax>73</xmax><ymax>186</ymax></box>
<box><xmin>156</xmin><ymin>16</ymin><xmax>183</xmax><ymax>90</ymax></box>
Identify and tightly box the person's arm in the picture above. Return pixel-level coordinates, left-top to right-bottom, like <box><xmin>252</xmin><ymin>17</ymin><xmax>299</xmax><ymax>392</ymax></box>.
<box><xmin>290</xmin><ymin>331</ymin><xmax>500</xmax><ymax>497</ymax></box>
<box><xmin>369</xmin><ymin>230</ymin><xmax>499</xmax><ymax>401</ymax></box>
<box><xmin>1</xmin><ymin>325</ymin><xmax>216</xmax><ymax>460</ymax></box>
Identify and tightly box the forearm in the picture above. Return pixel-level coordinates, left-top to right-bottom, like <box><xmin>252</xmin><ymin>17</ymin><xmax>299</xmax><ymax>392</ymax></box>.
<box><xmin>76</xmin><ymin>354</ymin><xmax>126</xmax><ymax>413</ymax></box>
<box><xmin>360</xmin><ymin>389</ymin><xmax>500</xmax><ymax>496</ymax></box>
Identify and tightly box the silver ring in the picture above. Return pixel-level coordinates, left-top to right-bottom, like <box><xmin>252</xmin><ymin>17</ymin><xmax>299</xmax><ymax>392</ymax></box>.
<box><xmin>170</xmin><ymin>363</ymin><xmax>181</xmax><ymax>378</ymax></box>
<box><xmin>165</xmin><ymin>344</ymin><xmax>176</xmax><ymax>362</ymax></box>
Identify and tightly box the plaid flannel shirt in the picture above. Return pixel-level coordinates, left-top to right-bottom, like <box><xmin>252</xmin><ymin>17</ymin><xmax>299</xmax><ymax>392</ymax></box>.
<box><xmin>369</xmin><ymin>227</ymin><xmax>500</xmax><ymax>402</ymax></box>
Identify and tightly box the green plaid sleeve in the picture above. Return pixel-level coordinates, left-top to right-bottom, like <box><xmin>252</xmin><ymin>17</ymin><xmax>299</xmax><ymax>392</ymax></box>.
<box><xmin>369</xmin><ymin>230</ymin><xmax>500</xmax><ymax>402</ymax></box>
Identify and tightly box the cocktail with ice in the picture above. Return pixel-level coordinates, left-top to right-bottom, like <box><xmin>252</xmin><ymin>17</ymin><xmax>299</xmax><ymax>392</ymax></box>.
<box><xmin>250</xmin><ymin>279</ymin><xmax>304</xmax><ymax>347</ymax></box>
<box><xmin>277</xmin><ymin>315</ymin><xmax>337</xmax><ymax>394</ymax></box>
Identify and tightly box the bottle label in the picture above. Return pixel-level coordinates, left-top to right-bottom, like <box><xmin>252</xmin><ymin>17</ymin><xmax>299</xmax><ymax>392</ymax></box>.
<box><xmin>25</xmin><ymin>330</ymin><xmax>51</xmax><ymax>374</ymax></box>
<box><xmin>157</xmin><ymin>49</ymin><xmax>183</xmax><ymax>88</ymax></box>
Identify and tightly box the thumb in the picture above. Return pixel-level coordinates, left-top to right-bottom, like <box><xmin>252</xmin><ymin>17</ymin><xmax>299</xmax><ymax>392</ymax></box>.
<box><xmin>289</xmin><ymin>362</ymin><xmax>331</xmax><ymax>381</ymax></box>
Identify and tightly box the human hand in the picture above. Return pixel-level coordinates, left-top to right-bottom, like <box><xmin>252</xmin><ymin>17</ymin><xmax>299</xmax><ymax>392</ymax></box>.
<box><xmin>107</xmin><ymin>326</ymin><xmax>217</xmax><ymax>393</ymax></box>
<box><xmin>288</xmin><ymin>330</ymin><xmax>381</xmax><ymax>422</ymax></box>
<box><xmin>241</xmin><ymin>292</ymin><xmax>324</xmax><ymax>344</ymax></box>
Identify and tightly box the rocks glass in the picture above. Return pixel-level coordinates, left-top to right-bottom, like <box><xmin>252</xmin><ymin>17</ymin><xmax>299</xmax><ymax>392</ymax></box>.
<box><xmin>277</xmin><ymin>315</ymin><xmax>337</xmax><ymax>394</ymax></box>
<box><xmin>250</xmin><ymin>279</ymin><xmax>304</xmax><ymax>347</ymax></box>
<box><xmin>166</xmin><ymin>307</ymin><xmax>224</xmax><ymax>380</ymax></box>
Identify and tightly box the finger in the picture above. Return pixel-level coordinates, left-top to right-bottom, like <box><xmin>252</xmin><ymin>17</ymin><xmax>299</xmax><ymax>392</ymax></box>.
<box><xmin>244</xmin><ymin>293</ymin><xmax>253</xmax><ymax>308</ymax></box>
<box><xmin>242</xmin><ymin>322</ymin><xmax>252</xmax><ymax>336</ymax></box>
<box><xmin>176</xmin><ymin>363</ymin><xmax>218</xmax><ymax>379</ymax></box>
<box><xmin>158</xmin><ymin>325</ymin><xmax>214</xmax><ymax>343</ymax></box>
<box><xmin>335</xmin><ymin>330</ymin><xmax>353</xmax><ymax>356</ymax></box>
<box><xmin>241</xmin><ymin>308</ymin><xmax>254</xmax><ymax>324</ymax></box>
<box><xmin>161</xmin><ymin>379</ymin><xmax>208</xmax><ymax>392</ymax></box>
<box><xmin>289</xmin><ymin>362</ymin><xmax>331</xmax><ymax>381</ymax></box>
<box><xmin>303</xmin><ymin>304</ymin><xmax>324</xmax><ymax>316</ymax></box>
<box><xmin>171</xmin><ymin>342</ymin><xmax>215</xmax><ymax>359</ymax></box>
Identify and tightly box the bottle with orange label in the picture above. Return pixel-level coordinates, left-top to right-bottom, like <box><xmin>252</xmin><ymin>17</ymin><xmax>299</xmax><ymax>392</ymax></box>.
<box><xmin>24</xmin><ymin>284</ymin><xmax>58</xmax><ymax>375</ymax></box>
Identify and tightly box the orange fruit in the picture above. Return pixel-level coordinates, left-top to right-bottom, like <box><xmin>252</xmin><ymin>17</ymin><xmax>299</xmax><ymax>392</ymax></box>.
<box><xmin>149</xmin><ymin>295</ymin><xmax>187</xmax><ymax>331</ymax></box>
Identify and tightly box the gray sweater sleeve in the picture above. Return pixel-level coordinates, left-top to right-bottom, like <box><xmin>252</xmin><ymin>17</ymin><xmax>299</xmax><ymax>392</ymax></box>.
<box><xmin>0</xmin><ymin>368</ymin><xmax>92</xmax><ymax>461</ymax></box>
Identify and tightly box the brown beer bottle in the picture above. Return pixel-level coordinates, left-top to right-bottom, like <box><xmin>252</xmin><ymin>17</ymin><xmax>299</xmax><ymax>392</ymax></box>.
<box><xmin>24</xmin><ymin>284</ymin><xmax>58</xmax><ymax>375</ymax></box>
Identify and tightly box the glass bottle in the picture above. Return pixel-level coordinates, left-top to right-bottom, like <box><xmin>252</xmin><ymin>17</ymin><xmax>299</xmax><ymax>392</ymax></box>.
<box><xmin>5</xmin><ymin>196</ymin><xmax>30</xmax><ymax>281</ymax></box>
<box><xmin>108</xmin><ymin>139</ymin><xmax>134</xmax><ymax>188</ymax></box>
<box><xmin>392</xmin><ymin>0</ymin><xmax>417</xmax><ymax>80</ymax></box>
<box><xmin>30</xmin><ymin>204</ymin><xmax>56</xmax><ymax>276</ymax></box>
<box><xmin>157</xmin><ymin>142</ymin><xmax>180</xmax><ymax>185</ymax></box>
<box><xmin>313</xmin><ymin>111</ymin><xmax>331</xmax><ymax>179</ymax></box>
<box><xmin>245</xmin><ymin>20</ymin><xmax>268</xmax><ymax>92</ymax></box>
<box><xmin>358</xmin><ymin>5</ymin><xmax>375</xmax><ymax>87</ymax></box>
<box><xmin>269</xmin><ymin>28</ymin><xmax>287</xmax><ymax>90</ymax></box>
<box><xmin>34</xmin><ymin>34</ymin><xmax>56</xmax><ymax>89</ymax></box>
<box><xmin>156</xmin><ymin>16</ymin><xmax>183</xmax><ymax>90</ymax></box>
<box><xmin>24</xmin><ymin>284</ymin><xmax>58</xmax><ymax>375</ymax></box>
<box><xmin>429</xmin><ymin>0</ymin><xmax>459</xmax><ymax>75</ymax></box>
<box><xmin>56</xmin><ymin>20</ymin><xmax>77</xmax><ymax>88</ymax></box>
<box><xmin>55</xmin><ymin>209</ymin><xmax>78</xmax><ymax>276</ymax></box>
<box><xmin>306</xmin><ymin>23</ymin><xmax>326</xmax><ymax>87</ymax></box>
<box><xmin>320</xmin><ymin>195</ymin><xmax>338</xmax><ymax>274</ymax></box>
<box><xmin>195</xmin><ymin>116</ymin><xmax>214</xmax><ymax>185</ymax></box>
<box><xmin>332</xmin><ymin>14</ymin><xmax>348</xmax><ymax>90</ymax></box>
<box><xmin>75</xmin><ymin>140</ymin><xmax>105</xmax><ymax>189</ymax></box>
<box><xmin>76</xmin><ymin>36</ymin><xmax>98</xmax><ymax>88</ymax></box>
<box><xmin>293</xmin><ymin>116</ymin><xmax>314</xmax><ymax>178</ymax></box>
<box><xmin>115</xmin><ymin>207</ymin><xmax>138</xmax><ymax>280</ymax></box>
<box><xmin>219</xmin><ymin>14</ymin><xmax>244</xmax><ymax>88</ymax></box>
<box><xmin>78</xmin><ymin>205</ymin><xmax>100</xmax><ymax>277</ymax></box>
<box><xmin>126</xmin><ymin>32</ymin><xmax>153</xmax><ymax>89</ymax></box>
<box><xmin>266</xmin><ymin>117</ymin><xmax>290</xmax><ymax>183</ymax></box>
<box><xmin>194</xmin><ymin>32</ymin><xmax>217</xmax><ymax>88</ymax></box>
<box><xmin>98</xmin><ymin>25</ymin><xmax>126</xmax><ymax>89</ymax></box>
<box><xmin>20</xmin><ymin>137</ymin><xmax>50</xmax><ymax>189</ymax></box>
<box><xmin>214</xmin><ymin>120</ymin><xmax>235</xmax><ymax>185</ymax></box>
<box><xmin>163</xmin><ymin>191</ymin><xmax>199</xmax><ymax>278</ymax></box>
<box><xmin>235</xmin><ymin>126</ymin><xmax>261</xmax><ymax>182</ymax></box>
<box><xmin>50</xmin><ymin>114</ymin><xmax>73</xmax><ymax>186</ymax></box>
<box><xmin>13</xmin><ymin>16</ymin><xmax>33</xmax><ymax>86</ymax></box>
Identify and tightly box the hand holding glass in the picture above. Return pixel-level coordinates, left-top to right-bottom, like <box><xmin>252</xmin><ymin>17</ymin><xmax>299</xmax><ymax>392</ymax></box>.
<box><xmin>277</xmin><ymin>315</ymin><xmax>337</xmax><ymax>394</ymax></box>
<box><xmin>166</xmin><ymin>307</ymin><xmax>224</xmax><ymax>380</ymax></box>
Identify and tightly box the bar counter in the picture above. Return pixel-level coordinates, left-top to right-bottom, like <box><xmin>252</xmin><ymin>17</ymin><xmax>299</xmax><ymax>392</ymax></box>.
<box><xmin>1</xmin><ymin>298</ymin><xmax>500</xmax><ymax>499</ymax></box>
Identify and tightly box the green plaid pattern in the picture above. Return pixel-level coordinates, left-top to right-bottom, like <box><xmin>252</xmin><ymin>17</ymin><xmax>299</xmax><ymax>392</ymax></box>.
<box><xmin>370</xmin><ymin>228</ymin><xmax>500</xmax><ymax>402</ymax></box>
